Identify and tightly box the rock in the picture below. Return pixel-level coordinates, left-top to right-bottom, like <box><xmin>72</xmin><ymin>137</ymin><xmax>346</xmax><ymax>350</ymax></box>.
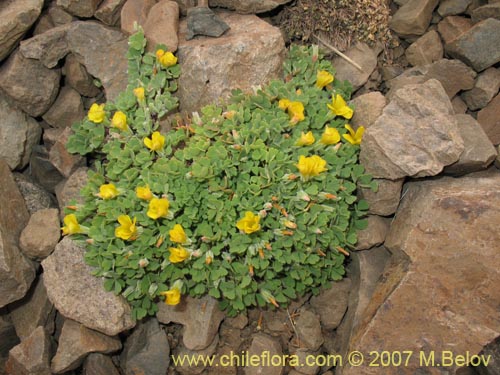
<box><xmin>95</xmin><ymin>0</ymin><xmax>127</xmax><ymax>26</ymax></box>
<box><xmin>49</xmin><ymin>127</ymin><xmax>85</xmax><ymax>178</ymax></box>
<box><xmin>83</xmin><ymin>353</ymin><xmax>121</xmax><ymax>375</ymax></box>
<box><xmin>56</xmin><ymin>0</ymin><xmax>103</xmax><ymax>17</ymax></box>
<box><xmin>477</xmin><ymin>93</ymin><xmax>500</xmax><ymax>145</ymax></box>
<box><xmin>225</xmin><ymin>313</ymin><xmax>248</xmax><ymax>329</ymax></box>
<box><xmin>5</xmin><ymin>326</ymin><xmax>52</xmax><ymax>375</ymax></box>
<box><xmin>19</xmin><ymin>26</ymin><xmax>70</xmax><ymax>69</ymax></box>
<box><xmin>461</xmin><ymin>67</ymin><xmax>500</xmax><ymax>110</ymax></box>
<box><xmin>33</xmin><ymin>13</ymin><xmax>55</xmax><ymax>36</ymax></box>
<box><xmin>309</xmin><ymin>278</ymin><xmax>351</xmax><ymax>330</ymax></box>
<box><xmin>294</xmin><ymin>308</ymin><xmax>323</xmax><ymax>351</ymax></box>
<box><xmin>0</xmin><ymin>51</ymin><xmax>61</xmax><ymax>117</ymax></box>
<box><xmin>51</xmin><ymin>319</ymin><xmax>122</xmax><ymax>374</ymax></box>
<box><xmin>0</xmin><ymin>314</ymin><xmax>20</xmax><ymax>374</ymax></box>
<box><xmin>497</xmin><ymin>146</ymin><xmax>500</xmax><ymax>168</ymax></box>
<box><xmin>121</xmin><ymin>0</ymin><xmax>157</xmax><ymax>35</ymax></box>
<box><xmin>476</xmin><ymin>338</ymin><xmax>500</xmax><ymax>375</ymax></box>
<box><xmin>30</xmin><ymin>146</ymin><xmax>66</xmax><ymax>194</ymax></box>
<box><xmin>438</xmin><ymin>0</ymin><xmax>473</xmax><ymax>16</ymax></box>
<box><xmin>41</xmin><ymin>237</ymin><xmax>135</xmax><ymax>336</ymax></box>
<box><xmin>0</xmin><ymin>159</ymin><xmax>36</xmax><ymax>308</ymax></box>
<box><xmin>19</xmin><ymin>209</ymin><xmax>60</xmax><ymax>260</ymax></box>
<box><xmin>387</xmin><ymin>58</ymin><xmax>476</xmax><ymax>99</ymax></box>
<box><xmin>120</xmin><ymin>318</ymin><xmax>170</xmax><ymax>375</ymax></box>
<box><xmin>290</xmin><ymin>349</ymin><xmax>320</xmax><ymax>375</ymax></box>
<box><xmin>9</xmin><ymin>275</ymin><xmax>55</xmax><ymax>340</ymax></box>
<box><xmin>0</xmin><ymin>95</ymin><xmax>42</xmax><ymax>170</ymax></box>
<box><xmin>350</xmin><ymin>92</ymin><xmax>387</xmax><ymax>129</ymax></box>
<box><xmin>472</xmin><ymin>2</ymin><xmax>500</xmax><ymax>22</ymax></box>
<box><xmin>361</xmin><ymin>79</ymin><xmax>464</xmax><ymax>179</ymax></box>
<box><xmin>209</xmin><ymin>0</ymin><xmax>292</xmax><ymax>14</ymax></box>
<box><xmin>186</xmin><ymin>6</ymin><xmax>230</xmax><ymax>40</ymax></box>
<box><xmin>55</xmin><ymin>167</ymin><xmax>89</xmax><ymax>211</ymax></box>
<box><xmin>445</xmin><ymin>18</ymin><xmax>500</xmax><ymax>72</ymax></box>
<box><xmin>174</xmin><ymin>335</ymin><xmax>218</xmax><ymax>375</ymax></box>
<box><xmin>244</xmin><ymin>333</ymin><xmax>283</xmax><ymax>375</ymax></box>
<box><xmin>42</xmin><ymin>86</ymin><xmax>85</xmax><ymax>128</ymax></box>
<box><xmin>13</xmin><ymin>173</ymin><xmax>57</xmax><ymax>215</ymax></box>
<box><xmin>437</xmin><ymin>15</ymin><xmax>472</xmax><ymax>44</ymax></box>
<box><xmin>0</xmin><ymin>0</ymin><xmax>44</xmax><ymax>62</ymax></box>
<box><xmin>354</xmin><ymin>215</ymin><xmax>390</xmax><ymax>250</ymax></box>
<box><xmin>157</xmin><ymin>295</ymin><xmax>224</xmax><ymax>350</ymax></box>
<box><xmin>177</xmin><ymin>11</ymin><xmax>285</xmax><ymax>113</ymax></box>
<box><xmin>444</xmin><ymin>114</ymin><xmax>497</xmax><ymax>175</ymax></box>
<box><xmin>342</xmin><ymin>171</ymin><xmax>500</xmax><ymax>374</ymax></box>
<box><xmin>66</xmin><ymin>22</ymin><xmax>128</xmax><ymax>102</ymax></box>
<box><xmin>358</xmin><ymin>178</ymin><xmax>404</xmax><ymax>216</ymax></box>
<box><xmin>451</xmin><ymin>95</ymin><xmax>469</xmax><ymax>113</ymax></box>
<box><xmin>174</xmin><ymin>0</ymin><xmax>196</xmax><ymax>16</ymax></box>
<box><xmin>331</xmin><ymin>43</ymin><xmax>379</xmax><ymax>92</ymax></box>
<box><xmin>405</xmin><ymin>30</ymin><xmax>443</xmax><ymax>66</ymax></box>
<box><xmin>63</xmin><ymin>53</ymin><xmax>101</xmax><ymax>97</ymax></box>
<box><xmin>144</xmin><ymin>1</ymin><xmax>179</xmax><ymax>52</ymax></box>
<box><xmin>389</xmin><ymin>0</ymin><xmax>440</xmax><ymax>37</ymax></box>
<box><xmin>49</xmin><ymin>5</ymin><xmax>76</xmax><ymax>26</ymax></box>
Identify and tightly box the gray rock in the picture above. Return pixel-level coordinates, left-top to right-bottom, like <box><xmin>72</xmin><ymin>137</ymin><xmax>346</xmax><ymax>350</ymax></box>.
<box><xmin>49</xmin><ymin>5</ymin><xmax>76</xmax><ymax>26</ymax></box>
<box><xmin>477</xmin><ymin>93</ymin><xmax>500</xmax><ymax>145</ymax></box>
<box><xmin>225</xmin><ymin>313</ymin><xmax>248</xmax><ymax>329</ymax></box>
<box><xmin>13</xmin><ymin>173</ymin><xmax>57</xmax><ymax>214</ymax></box>
<box><xmin>472</xmin><ymin>2</ymin><xmax>500</xmax><ymax>22</ymax></box>
<box><xmin>19</xmin><ymin>208</ymin><xmax>60</xmax><ymax>260</ymax></box>
<box><xmin>55</xmin><ymin>166</ymin><xmax>89</xmax><ymax>212</ymax></box>
<box><xmin>444</xmin><ymin>114</ymin><xmax>497</xmax><ymax>175</ymax></box>
<box><xmin>177</xmin><ymin>11</ymin><xmax>284</xmax><ymax>113</ymax></box>
<box><xmin>186</xmin><ymin>6</ymin><xmax>230</xmax><ymax>40</ymax></box>
<box><xmin>19</xmin><ymin>25</ymin><xmax>70</xmax><ymax>69</ymax></box>
<box><xmin>0</xmin><ymin>313</ymin><xmax>20</xmax><ymax>374</ymax></box>
<box><xmin>437</xmin><ymin>15</ymin><xmax>473</xmax><ymax>45</ymax></box>
<box><xmin>0</xmin><ymin>95</ymin><xmax>42</xmax><ymax>170</ymax></box>
<box><xmin>120</xmin><ymin>318</ymin><xmax>170</xmax><ymax>375</ymax></box>
<box><xmin>29</xmin><ymin>146</ymin><xmax>66</xmax><ymax>194</ymax></box>
<box><xmin>361</xmin><ymin>79</ymin><xmax>464</xmax><ymax>179</ymax></box>
<box><xmin>445</xmin><ymin>18</ymin><xmax>500</xmax><ymax>72</ymax></box>
<box><xmin>438</xmin><ymin>0</ymin><xmax>473</xmax><ymax>16</ymax></box>
<box><xmin>461</xmin><ymin>67</ymin><xmax>500</xmax><ymax>110</ymax></box>
<box><xmin>49</xmin><ymin>127</ymin><xmax>85</xmax><ymax>178</ymax></box>
<box><xmin>95</xmin><ymin>0</ymin><xmax>127</xmax><ymax>26</ymax></box>
<box><xmin>51</xmin><ymin>319</ymin><xmax>122</xmax><ymax>374</ymax></box>
<box><xmin>41</xmin><ymin>237</ymin><xmax>135</xmax><ymax>336</ymax></box>
<box><xmin>389</xmin><ymin>0</ymin><xmax>440</xmax><ymax>37</ymax></box>
<box><xmin>244</xmin><ymin>333</ymin><xmax>283</xmax><ymax>375</ymax></box>
<box><xmin>358</xmin><ymin>178</ymin><xmax>404</xmax><ymax>216</ymax></box>
<box><xmin>294</xmin><ymin>308</ymin><xmax>323</xmax><ymax>351</ymax></box>
<box><xmin>63</xmin><ymin>53</ymin><xmax>101</xmax><ymax>98</ymax></box>
<box><xmin>66</xmin><ymin>21</ymin><xmax>128</xmax><ymax>102</ymax></box>
<box><xmin>476</xmin><ymin>337</ymin><xmax>500</xmax><ymax>375</ymax></box>
<box><xmin>290</xmin><ymin>348</ymin><xmax>320</xmax><ymax>375</ymax></box>
<box><xmin>144</xmin><ymin>1</ymin><xmax>180</xmax><ymax>52</ymax></box>
<box><xmin>174</xmin><ymin>335</ymin><xmax>218</xmax><ymax>375</ymax></box>
<box><xmin>33</xmin><ymin>13</ymin><xmax>56</xmax><ymax>36</ymax></box>
<box><xmin>332</xmin><ymin>43</ymin><xmax>380</xmax><ymax>92</ymax></box>
<box><xmin>0</xmin><ymin>159</ymin><xmax>36</xmax><ymax>308</ymax></box>
<box><xmin>405</xmin><ymin>30</ymin><xmax>444</xmax><ymax>66</ymax></box>
<box><xmin>5</xmin><ymin>326</ymin><xmax>53</xmax><ymax>375</ymax></box>
<box><xmin>309</xmin><ymin>278</ymin><xmax>351</xmax><ymax>330</ymax></box>
<box><xmin>0</xmin><ymin>50</ymin><xmax>61</xmax><ymax>117</ymax></box>
<box><xmin>83</xmin><ymin>353</ymin><xmax>121</xmax><ymax>375</ymax></box>
<box><xmin>157</xmin><ymin>295</ymin><xmax>224</xmax><ymax>350</ymax></box>
<box><xmin>0</xmin><ymin>0</ymin><xmax>44</xmax><ymax>62</ymax></box>
<box><xmin>354</xmin><ymin>215</ymin><xmax>391</xmax><ymax>250</ymax></box>
<box><xmin>350</xmin><ymin>91</ymin><xmax>387</xmax><ymax>129</ymax></box>
<box><xmin>56</xmin><ymin>0</ymin><xmax>103</xmax><ymax>17</ymax></box>
<box><xmin>42</xmin><ymin>86</ymin><xmax>85</xmax><ymax>128</ymax></box>
<box><xmin>9</xmin><ymin>275</ymin><xmax>55</xmax><ymax>340</ymax></box>
<box><xmin>209</xmin><ymin>0</ymin><xmax>292</xmax><ymax>14</ymax></box>
<box><xmin>120</xmin><ymin>0</ymin><xmax>157</xmax><ymax>35</ymax></box>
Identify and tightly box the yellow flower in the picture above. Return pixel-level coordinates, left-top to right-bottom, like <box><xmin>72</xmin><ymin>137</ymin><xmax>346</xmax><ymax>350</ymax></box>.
<box><xmin>169</xmin><ymin>246</ymin><xmax>190</xmax><ymax>263</ymax></box>
<box><xmin>236</xmin><ymin>211</ymin><xmax>261</xmax><ymax>234</ymax></box>
<box><xmin>160</xmin><ymin>285</ymin><xmax>181</xmax><ymax>305</ymax></box>
<box><xmin>88</xmin><ymin>103</ymin><xmax>106</xmax><ymax>123</ymax></box>
<box><xmin>99</xmin><ymin>184</ymin><xmax>119</xmax><ymax>199</ymax></box>
<box><xmin>144</xmin><ymin>131</ymin><xmax>165</xmax><ymax>152</ymax></box>
<box><xmin>136</xmin><ymin>185</ymin><xmax>153</xmax><ymax>200</ymax></box>
<box><xmin>115</xmin><ymin>215</ymin><xmax>138</xmax><ymax>241</ymax></box>
<box><xmin>295</xmin><ymin>131</ymin><xmax>315</xmax><ymax>146</ymax></box>
<box><xmin>296</xmin><ymin>155</ymin><xmax>328</xmax><ymax>180</ymax></box>
<box><xmin>169</xmin><ymin>224</ymin><xmax>187</xmax><ymax>244</ymax></box>
<box><xmin>316</xmin><ymin>70</ymin><xmax>334</xmax><ymax>89</ymax></box>
<box><xmin>320</xmin><ymin>126</ymin><xmax>341</xmax><ymax>145</ymax></box>
<box><xmin>288</xmin><ymin>101</ymin><xmax>305</xmax><ymax>124</ymax></box>
<box><xmin>343</xmin><ymin>124</ymin><xmax>365</xmax><ymax>145</ymax></box>
<box><xmin>133</xmin><ymin>87</ymin><xmax>145</xmax><ymax>102</ymax></box>
<box><xmin>147</xmin><ymin>197</ymin><xmax>169</xmax><ymax>220</ymax></box>
<box><xmin>111</xmin><ymin>111</ymin><xmax>128</xmax><ymax>131</ymax></box>
<box><xmin>159</xmin><ymin>51</ymin><xmax>177</xmax><ymax>68</ymax></box>
<box><xmin>61</xmin><ymin>214</ymin><xmax>82</xmax><ymax>235</ymax></box>
<box><xmin>278</xmin><ymin>98</ymin><xmax>291</xmax><ymax>110</ymax></box>
<box><xmin>327</xmin><ymin>94</ymin><xmax>353</xmax><ymax>119</ymax></box>
<box><xmin>156</xmin><ymin>49</ymin><xmax>165</xmax><ymax>59</ymax></box>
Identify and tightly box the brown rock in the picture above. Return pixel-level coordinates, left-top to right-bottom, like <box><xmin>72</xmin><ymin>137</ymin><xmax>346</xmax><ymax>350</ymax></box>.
<box><xmin>437</xmin><ymin>15</ymin><xmax>472</xmax><ymax>44</ymax></box>
<box><xmin>55</xmin><ymin>166</ymin><xmax>89</xmax><ymax>212</ymax></box>
<box><xmin>48</xmin><ymin>5</ymin><xmax>76</xmax><ymax>26</ymax></box>
<box><xmin>438</xmin><ymin>0</ymin><xmax>473</xmax><ymax>16</ymax></box>
<box><xmin>144</xmin><ymin>1</ymin><xmax>179</xmax><ymax>52</ymax></box>
<box><xmin>51</xmin><ymin>319</ymin><xmax>122</xmax><ymax>374</ymax></box>
<box><xmin>0</xmin><ymin>50</ymin><xmax>61</xmax><ymax>117</ymax></box>
<box><xmin>350</xmin><ymin>92</ymin><xmax>387</xmax><ymax>129</ymax></box>
<box><xmin>19</xmin><ymin>25</ymin><xmax>70</xmax><ymax>69</ymax></box>
<box><xmin>49</xmin><ymin>127</ymin><xmax>85</xmax><ymax>178</ymax></box>
<box><xmin>42</xmin><ymin>86</ymin><xmax>85</xmax><ymax>128</ymax></box>
<box><xmin>472</xmin><ymin>2</ymin><xmax>500</xmax><ymax>22</ymax></box>
<box><xmin>343</xmin><ymin>171</ymin><xmax>500</xmax><ymax>374</ymax></box>
<box><xmin>244</xmin><ymin>333</ymin><xmax>283</xmax><ymax>375</ymax></box>
<box><xmin>389</xmin><ymin>0</ymin><xmax>440</xmax><ymax>37</ymax></box>
<box><xmin>358</xmin><ymin>178</ymin><xmax>404</xmax><ymax>216</ymax></box>
<box><xmin>0</xmin><ymin>314</ymin><xmax>20</xmax><ymax>374</ymax></box>
<box><xmin>95</xmin><ymin>0</ymin><xmax>127</xmax><ymax>26</ymax></box>
<box><xmin>120</xmin><ymin>0</ymin><xmax>157</xmax><ymax>34</ymax></box>
<box><xmin>30</xmin><ymin>146</ymin><xmax>65</xmax><ymax>194</ymax></box>
<box><xmin>19</xmin><ymin>208</ymin><xmax>60</xmax><ymax>260</ymax></box>
<box><xmin>461</xmin><ymin>67</ymin><xmax>500</xmax><ymax>110</ymax></box>
<box><xmin>209</xmin><ymin>0</ymin><xmax>292</xmax><ymax>14</ymax></box>
<box><xmin>354</xmin><ymin>215</ymin><xmax>390</xmax><ymax>250</ymax></box>
<box><xmin>477</xmin><ymin>93</ymin><xmax>500</xmax><ymax>144</ymax></box>
<box><xmin>0</xmin><ymin>159</ymin><xmax>36</xmax><ymax>308</ymax></box>
<box><xmin>157</xmin><ymin>295</ymin><xmax>224</xmax><ymax>350</ymax></box>
<box><xmin>41</xmin><ymin>237</ymin><xmax>136</xmax><ymax>336</ymax></box>
<box><xmin>294</xmin><ymin>308</ymin><xmax>323</xmax><ymax>351</ymax></box>
<box><xmin>405</xmin><ymin>30</ymin><xmax>443</xmax><ymax>66</ymax></box>
<box><xmin>33</xmin><ymin>13</ymin><xmax>55</xmax><ymax>36</ymax></box>
<box><xmin>63</xmin><ymin>53</ymin><xmax>101</xmax><ymax>97</ymax></box>
<box><xmin>177</xmin><ymin>11</ymin><xmax>284</xmax><ymax>113</ymax></box>
<box><xmin>225</xmin><ymin>313</ymin><xmax>248</xmax><ymax>329</ymax></box>
<box><xmin>173</xmin><ymin>335</ymin><xmax>218</xmax><ymax>375</ymax></box>
<box><xmin>83</xmin><ymin>353</ymin><xmax>121</xmax><ymax>375</ymax></box>
<box><xmin>361</xmin><ymin>79</ymin><xmax>464</xmax><ymax>179</ymax></box>
<box><xmin>309</xmin><ymin>278</ymin><xmax>351</xmax><ymax>330</ymax></box>
<box><xmin>451</xmin><ymin>94</ymin><xmax>469</xmax><ymax>113</ymax></box>
<box><xmin>56</xmin><ymin>0</ymin><xmax>103</xmax><ymax>17</ymax></box>
<box><xmin>5</xmin><ymin>326</ymin><xmax>52</xmax><ymax>375</ymax></box>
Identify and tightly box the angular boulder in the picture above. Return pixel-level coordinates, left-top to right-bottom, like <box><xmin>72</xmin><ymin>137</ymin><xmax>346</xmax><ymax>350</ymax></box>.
<box><xmin>120</xmin><ymin>0</ymin><xmax>157</xmax><ymax>34</ymax></box>
<box><xmin>95</xmin><ymin>0</ymin><xmax>127</xmax><ymax>26</ymax></box>
<box><xmin>56</xmin><ymin>0</ymin><xmax>103</xmax><ymax>17</ymax></box>
<box><xmin>437</xmin><ymin>15</ymin><xmax>473</xmax><ymax>45</ymax></box>
<box><xmin>63</xmin><ymin>53</ymin><xmax>101</xmax><ymax>98</ymax></box>
<box><xmin>349</xmin><ymin>91</ymin><xmax>387</xmax><ymax>129</ymax></box>
<box><xmin>405</xmin><ymin>30</ymin><xmax>443</xmax><ymax>66</ymax></box>
<box><xmin>389</xmin><ymin>0</ymin><xmax>440</xmax><ymax>37</ymax></box>
<box><xmin>477</xmin><ymin>93</ymin><xmax>500</xmax><ymax>145</ymax></box>
<box><xmin>19</xmin><ymin>208</ymin><xmax>61</xmax><ymax>260</ymax></box>
<box><xmin>5</xmin><ymin>326</ymin><xmax>52</xmax><ymax>375</ymax></box>
<box><xmin>19</xmin><ymin>25</ymin><xmax>70</xmax><ymax>69</ymax></box>
<box><xmin>358</xmin><ymin>178</ymin><xmax>404</xmax><ymax>216</ymax></box>
<box><xmin>209</xmin><ymin>0</ymin><xmax>292</xmax><ymax>14</ymax></box>
<box><xmin>143</xmin><ymin>0</ymin><xmax>179</xmax><ymax>52</ymax></box>
<box><xmin>42</xmin><ymin>86</ymin><xmax>85</xmax><ymax>129</ymax></box>
<box><xmin>244</xmin><ymin>333</ymin><xmax>283</xmax><ymax>375</ymax></box>
<box><xmin>462</xmin><ymin>67</ymin><xmax>500</xmax><ymax>110</ymax></box>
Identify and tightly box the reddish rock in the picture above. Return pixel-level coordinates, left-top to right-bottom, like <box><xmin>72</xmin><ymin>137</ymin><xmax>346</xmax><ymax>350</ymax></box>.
<box><xmin>389</xmin><ymin>0</ymin><xmax>440</xmax><ymax>37</ymax></box>
<box><xmin>120</xmin><ymin>0</ymin><xmax>156</xmax><ymax>34</ymax></box>
<box><xmin>358</xmin><ymin>178</ymin><xmax>404</xmax><ymax>216</ymax></box>
<box><xmin>49</xmin><ymin>127</ymin><xmax>85</xmax><ymax>178</ymax></box>
<box><xmin>42</xmin><ymin>86</ymin><xmax>85</xmax><ymax>128</ymax></box>
<box><xmin>19</xmin><ymin>208</ymin><xmax>60</xmax><ymax>260</ymax></box>
<box><xmin>451</xmin><ymin>95</ymin><xmax>468</xmax><ymax>113</ymax></box>
<box><xmin>405</xmin><ymin>30</ymin><xmax>443</xmax><ymax>66</ymax></box>
<box><xmin>354</xmin><ymin>215</ymin><xmax>390</xmax><ymax>250</ymax></box>
<box><xmin>143</xmin><ymin>0</ymin><xmax>179</xmax><ymax>52</ymax></box>
<box><xmin>83</xmin><ymin>353</ymin><xmax>121</xmax><ymax>375</ymax></box>
<box><xmin>95</xmin><ymin>0</ymin><xmax>126</xmax><ymax>26</ymax></box>
<box><xmin>437</xmin><ymin>15</ymin><xmax>473</xmax><ymax>44</ymax></box>
<box><xmin>477</xmin><ymin>93</ymin><xmax>500</xmax><ymax>145</ymax></box>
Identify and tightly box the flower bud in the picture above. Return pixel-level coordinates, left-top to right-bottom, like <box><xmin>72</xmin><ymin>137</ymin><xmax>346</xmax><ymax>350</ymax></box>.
<box><xmin>139</xmin><ymin>258</ymin><xmax>149</xmax><ymax>268</ymax></box>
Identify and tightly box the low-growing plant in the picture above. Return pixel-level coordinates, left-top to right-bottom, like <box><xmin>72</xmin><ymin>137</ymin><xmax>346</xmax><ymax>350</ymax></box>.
<box><xmin>64</xmin><ymin>29</ymin><xmax>375</xmax><ymax>320</ymax></box>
